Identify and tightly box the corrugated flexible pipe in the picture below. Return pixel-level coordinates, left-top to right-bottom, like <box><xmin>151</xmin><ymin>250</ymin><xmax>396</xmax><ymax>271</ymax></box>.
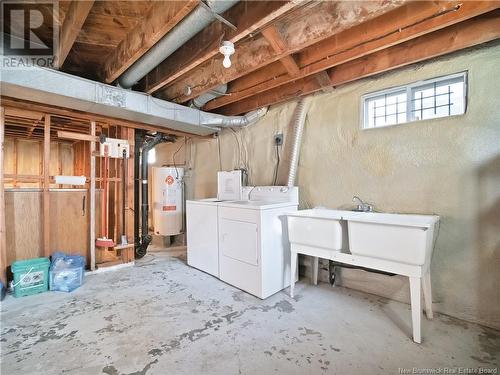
<box><xmin>118</xmin><ymin>0</ymin><xmax>239</xmax><ymax>88</ymax></box>
<box><xmin>200</xmin><ymin>106</ymin><xmax>269</xmax><ymax>128</ymax></box>
<box><xmin>287</xmin><ymin>98</ymin><xmax>311</xmax><ymax>187</ymax></box>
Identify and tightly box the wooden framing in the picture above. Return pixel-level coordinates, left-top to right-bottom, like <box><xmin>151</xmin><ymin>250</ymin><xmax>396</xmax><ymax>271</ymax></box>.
<box><xmin>156</xmin><ymin>0</ymin><xmax>408</xmax><ymax>102</ymax></box>
<box><xmin>43</xmin><ymin>115</ymin><xmax>51</xmax><ymax>257</ymax></box>
<box><xmin>216</xmin><ymin>11</ymin><xmax>500</xmax><ymax>115</ymax></box>
<box><xmin>102</xmin><ymin>0</ymin><xmax>198</xmax><ymax>83</ymax></box>
<box><xmin>55</xmin><ymin>0</ymin><xmax>95</xmax><ymax>68</ymax></box>
<box><xmin>140</xmin><ymin>1</ymin><xmax>298</xmax><ymax>93</ymax></box>
<box><xmin>204</xmin><ymin>1</ymin><xmax>500</xmax><ymax>112</ymax></box>
<box><xmin>90</xmin><ymin>121</ymin><xmax>96</xmax><ymax>270</ymax></box>
<box><xmin>0</xmin><ymin>107</ymin><xmax>7</xmax><ymax>286</ymax></box>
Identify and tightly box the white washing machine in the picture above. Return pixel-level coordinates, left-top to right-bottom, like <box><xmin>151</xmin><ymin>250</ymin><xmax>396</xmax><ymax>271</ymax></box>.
<box><xmin>186</xmin><ymin>170</ymin><xmax>250</xmax><ymax>277</ymax></box>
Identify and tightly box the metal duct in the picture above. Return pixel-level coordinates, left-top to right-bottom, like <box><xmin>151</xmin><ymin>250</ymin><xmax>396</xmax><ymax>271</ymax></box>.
<box><xmin>117</xmin><ymin>0</ymin><xmax>239</xmax><ymax>88</ymax></box>
<box><xmin>190</xmin><ymin>84</ymin><xmax>228</xmax><ymax>109</ymax></box>
<box><xmin>287</xmin><ymin>98</ymin><xmax>311</xmax><ymax>187</ymax></box>
<box><xmin>0</xmin><ymin>67</ymin><xmax>266</xmax><ymax>135</ymax></box>
<box><xmin>200</xmin><ymin>107</ymin><xmax>268</xmax><ymax>128</ymax></box>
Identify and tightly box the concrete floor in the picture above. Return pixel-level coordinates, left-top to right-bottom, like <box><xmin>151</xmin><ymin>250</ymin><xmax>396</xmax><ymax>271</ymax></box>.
<box><xmin>1</xmin><ymin>252</ymin><xmax>498</xmax><ymax>375</ymax></box>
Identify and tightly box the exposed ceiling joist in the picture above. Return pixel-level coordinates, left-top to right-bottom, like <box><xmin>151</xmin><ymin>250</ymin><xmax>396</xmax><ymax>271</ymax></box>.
<box><xmin>55</xmin><ymin>0</ymin><xmax>95</xmax><ymax>68</ymax></box>
<box><xmin>102</xmin><ymin>0</ymin><xmax>198</xmax><ymax>83</ymax></box>
<box><xmin>139</xmin><ymin>0</ymin><xmax>299</xmax><ymax>94</ymax></box>
<box><xmin>262</xmin><ymin>25</ymin><xmax>300</xmax><ymax>76</ymax></box>
<box><xmin>216</xmin><ymin>12</ymin><xmax>500</xmax><ymax>115</ymax></box>
<box><xmin>204</xmin><ymin>0</ymin><xmax>499</xmax><ymax>111</ymax></box>
<box><xmin>156</xmin><ymin>0</ymin><xmax>409</xmax><ymax>103</ymax></box>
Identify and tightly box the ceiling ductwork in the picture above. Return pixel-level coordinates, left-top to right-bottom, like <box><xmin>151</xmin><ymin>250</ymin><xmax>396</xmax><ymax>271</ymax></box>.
<box><xmin>1</xmin><ymin>67</ymin><xmax>266</xmax><ymax>135</ymax></box>
<box><xmin>117</xmin><ymin>0</ymin><xmax>239</xmax><ymax>89</ymax></box>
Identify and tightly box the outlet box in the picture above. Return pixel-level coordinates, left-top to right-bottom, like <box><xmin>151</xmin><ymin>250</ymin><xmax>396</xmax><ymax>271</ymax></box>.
<box><xmin>99</xmin><ymin>137</ymin><xmax>130</xmax><ymax>158</ymax></box>
<box><xmin>274</xmin><ymin>133</ymin><xmax>283</xmax><ymax>146</ymax></box>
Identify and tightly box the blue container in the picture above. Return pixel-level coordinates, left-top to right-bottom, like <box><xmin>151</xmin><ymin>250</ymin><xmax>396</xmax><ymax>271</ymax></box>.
<box><xmin>49</xmin><ymin>252</ymin><xmax>85</xmax><ymax>292</ymax></box>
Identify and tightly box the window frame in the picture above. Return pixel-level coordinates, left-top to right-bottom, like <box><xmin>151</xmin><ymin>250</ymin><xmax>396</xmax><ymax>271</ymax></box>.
<box><xmin>361</xmin><ymin>71</ymin><xmax>468</xmax><ymax>130</ymax></box>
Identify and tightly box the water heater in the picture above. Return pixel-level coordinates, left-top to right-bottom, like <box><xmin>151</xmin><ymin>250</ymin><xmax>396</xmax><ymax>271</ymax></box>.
<box><xmin>152</xmin><ymin>167</ymin><xmax>184</xmax><ymax>236</ymax></box>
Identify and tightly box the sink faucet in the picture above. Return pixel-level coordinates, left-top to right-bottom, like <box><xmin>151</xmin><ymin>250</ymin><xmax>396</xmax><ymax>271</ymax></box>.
<box><xmin>352</xmin><ymin>196</ymin><xmax>373</xmax><ymax>212</ymax></box>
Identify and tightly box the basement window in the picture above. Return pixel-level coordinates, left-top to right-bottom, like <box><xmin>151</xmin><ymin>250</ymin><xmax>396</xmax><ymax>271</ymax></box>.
<box><xmin>362</xmin><ymin>72</ymin><xmax>467</xmax><ymax>129</ymax></box>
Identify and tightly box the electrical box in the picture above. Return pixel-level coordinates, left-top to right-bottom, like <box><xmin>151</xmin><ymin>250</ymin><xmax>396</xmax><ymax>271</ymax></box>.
<box><xmin>99</xmin><ymin>137</ymin><xmax>130</xmax><ymax>158</ymax></box>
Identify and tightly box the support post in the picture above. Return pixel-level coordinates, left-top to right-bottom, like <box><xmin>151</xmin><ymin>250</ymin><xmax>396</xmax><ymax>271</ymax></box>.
<box><xmin>90</xmin><ymin>121</ymin><xmax>96</xmax><ymax>270</ymax></box>
<box><xmin>0</xmin><ymin>107</ymin><xmax>7</xmax><ymax>286</ymax></box>
<box><xmin>43</xmin><ymin>115</ymin><xmax>51</xmax><ymax>257</ymax></box>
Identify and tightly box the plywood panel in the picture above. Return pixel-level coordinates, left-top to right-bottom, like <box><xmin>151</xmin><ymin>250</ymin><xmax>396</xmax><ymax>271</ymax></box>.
<box><xmin>5</xmin><ymin>190</ymin><xmax>91</xmax><ymax>266</ymax></box>
<box><xmin>50</xmin><ymin>190</ymin><xmax>89</xmax><ymax>262</ymax></box>
<box><xmin>4</xmin><ymin>191</ymin><xmax>43</xmax><ymax>265</ymax></box>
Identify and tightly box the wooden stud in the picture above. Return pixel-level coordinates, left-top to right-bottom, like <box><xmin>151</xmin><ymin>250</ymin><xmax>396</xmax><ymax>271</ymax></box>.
<box><xmin>43</xmin><ymin>115</ymin><xmax>51</xmax><ymax>257</ymax></box>
<box><xmin>0</xmin><ymin>107</ymin><xmax>7</xmax><ymax>286</ymax></box>
<box><xmin>12</xmin><ymin>138</ymin><xmax>18</xmax><ymax>187</ymax></box>
<box><xmin>54</xmin><ymin>0</ymin><xmax>95</xmax><ymax>68</ymax></box>
<box><xmin>90</xmin><ymin>121</ymin><xmax>96</xmax><ymax>270</ymax></box>
<box><xmin>57</xmin><ymin>130</ymin><xmax>99</xmax><ymax>142</ymax></box>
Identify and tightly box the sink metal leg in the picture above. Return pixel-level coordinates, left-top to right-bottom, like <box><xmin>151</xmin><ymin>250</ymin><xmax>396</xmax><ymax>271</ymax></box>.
<box><xmin>422</xmin><ymin>271</ymin><xmax>433</xmax><ymax>320</ymax></box>
<box><xmin>311</xmin><ymin>256</ymin><xmax>319</xmax><ymax>285</ymax></box>
<box><xmin>290</xmin><ymin>251</ymin><xmax>297</xmax><ymax>298</ymax></box>
<box><xmin>409</xmin><ymin>276</ymin><xmax>422</xmax><ymax>343</ymax></box>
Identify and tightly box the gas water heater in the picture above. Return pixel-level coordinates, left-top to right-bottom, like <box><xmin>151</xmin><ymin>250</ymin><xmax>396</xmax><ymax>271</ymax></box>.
<box><xmin>152</xmin><ymin>167</ymin><xmax>184</xmax><ymax>236</ymax></box>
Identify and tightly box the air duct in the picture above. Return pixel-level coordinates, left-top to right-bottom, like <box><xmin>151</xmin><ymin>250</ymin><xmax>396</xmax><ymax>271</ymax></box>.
<box><xmin>189</xmin><ymin>84</ymin><xmax>228</xmax><ymax>109</ymax></box>
<box><xmin>287</xmin><ymin>98</ymin><xmax>311</xmax><ymax>187</ymax></box>
<box><xmin>117</xmin><ymin>0</ymin><xmax>239</xmax><ymax>88</ymax></box>
<box><xmin>1</xmin><ymin>67</ymin><xmax>267</xmax><ymax>135</ymax></box>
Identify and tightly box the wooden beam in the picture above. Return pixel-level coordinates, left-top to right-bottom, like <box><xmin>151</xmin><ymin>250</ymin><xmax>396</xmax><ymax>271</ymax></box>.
<box><xmin>140</xmin><ymin>1</ymin><xmax>298</xmax><ymax>94</ymax></box>
<box><xmin>217</xmin><ymin>12</ymin><xmax>500</xmax><ymax>115</ymax></box>
<box><xmin>57</xmin><ymin>130</ymin><xmax>98</xmax><ymax>142</ymax></box>
<box><xmin>156</xmin><ymin>0</ymin><xmax>408</xmax><ymax>102</ymax></box>
<box><xmin>262</xmin><ymin>25</ymin><xmax>300</xmax><ymax>76</ymax></box>
<box><xmin>90</xmin><ymin>121</ymin><xmax>96</xmax><ymax>271</ymax></box>
<box><xmin>0</xmin><ymin>107</ymin><xmax>7</xmax><ymax>286</ymax></box>
<box><xmin>43</xmin><ymin>115</ymin><xmax>51</xmax><ymax>257</ymax></box>
<box><xmin>205</xmin><ymin>0</ymin><xmax>499</xmax><ymax>111</ymax></box>
<box><xmin>54</xmin><ymin>0</ymin><xmax>95</xmax><ymax>68</ymax></box>
<box><xmin>102</xmin><ymin>1</ymin><xmax>198</xmax><ymax>83</ymax></box>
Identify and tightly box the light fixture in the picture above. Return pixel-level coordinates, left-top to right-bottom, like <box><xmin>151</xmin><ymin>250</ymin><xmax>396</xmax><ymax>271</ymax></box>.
<box><xmin>219</xmin><ymin>41</ymin><xmax>235</xmax><ymax>69</ymax></box>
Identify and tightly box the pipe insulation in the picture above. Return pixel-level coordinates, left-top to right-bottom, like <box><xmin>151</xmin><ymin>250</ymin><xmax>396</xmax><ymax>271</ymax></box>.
<box><xmin>287</xmin><ymin>98</ymin><xmax>312</xmax><ymax>187</ymax></box>
<box><xmin>117</xmin><ymin>0</ymin><xmax>239</xmax><ymax>88</ymax></box>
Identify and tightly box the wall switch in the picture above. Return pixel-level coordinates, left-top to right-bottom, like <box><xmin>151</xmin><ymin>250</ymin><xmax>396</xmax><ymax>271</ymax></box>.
<box><xmin>274</xmin><ymin>133</ymin><xmax>283</xmax><ymax>145</ymax></box>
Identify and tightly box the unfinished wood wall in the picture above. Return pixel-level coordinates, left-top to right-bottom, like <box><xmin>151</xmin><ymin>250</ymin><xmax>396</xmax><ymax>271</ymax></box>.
<box><xmin>3</xmin><ymin>138</ymin><xmax>74</xmax><ymax>188</ymax></box>
<box><xmin>4</xmin><ymin>190</ymin><xmax>91</xmax><ymax>266</ymax></box>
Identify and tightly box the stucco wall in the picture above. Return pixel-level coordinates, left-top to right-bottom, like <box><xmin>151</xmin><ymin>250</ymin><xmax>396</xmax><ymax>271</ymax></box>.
<box><xmin>178</xmin><ymin>44</ymin><xmax>500</xmax><ymax>329</ymax></box>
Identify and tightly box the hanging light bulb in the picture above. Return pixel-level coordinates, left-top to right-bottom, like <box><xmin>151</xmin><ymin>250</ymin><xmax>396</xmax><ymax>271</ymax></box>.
<box><xmin>219</xmin><ymin>41</ymin><xmax>235</xmax><ymax>69</ymax></box>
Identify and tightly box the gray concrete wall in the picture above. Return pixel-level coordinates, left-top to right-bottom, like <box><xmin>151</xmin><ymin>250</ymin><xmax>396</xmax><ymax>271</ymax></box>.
<box><xmin>164</xmin><ymin>44</ymin><xmax>500</xmax><ymax>329</ymax></box>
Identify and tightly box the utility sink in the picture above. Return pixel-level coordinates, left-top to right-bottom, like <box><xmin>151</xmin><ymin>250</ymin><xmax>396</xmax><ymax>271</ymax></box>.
<box><xmin>347</xmin><ymin>212</ymin><xmax>439</xmax><ymax>265</ymax></box>
<box><xmin>286</xmin><ymin>209</ymin><xmax>362</xmax><ymax>251</ymax></box>
<box><xmin>286</xmin><ymin>209</ymin><xmax>439</xmax><ymax>265</ymax></box>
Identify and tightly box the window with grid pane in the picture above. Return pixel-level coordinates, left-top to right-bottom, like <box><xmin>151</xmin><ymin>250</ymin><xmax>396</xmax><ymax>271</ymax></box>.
<box><xmin>411</xmin><ymin>75</ymin><xmax>465</xmax><ymax>121</ymax></box>
<box><xmin>362</xmin><ymin>72</ymin><xmax>467</xmax><ymax>129</ymax></box>
<box><xmin>365</xmin><ymin>90</ymin><xmax>407</xmax><ymax>128</ymax></box>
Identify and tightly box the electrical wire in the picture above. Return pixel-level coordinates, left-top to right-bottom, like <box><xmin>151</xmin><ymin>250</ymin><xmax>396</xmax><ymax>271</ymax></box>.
<box><xmin>172</xmin><ymin>137</ymin><xmax>186</xmax><ymax>179</ymax></box>
<box><xmin>273</xmin><ymin>143</ymin><xmax>280</xmax><ymax>185</ymax></box>
<box><xmin>216</xmin><ymin>135</ymin><xmax>222</xmax><ymax>171</ymax></box>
